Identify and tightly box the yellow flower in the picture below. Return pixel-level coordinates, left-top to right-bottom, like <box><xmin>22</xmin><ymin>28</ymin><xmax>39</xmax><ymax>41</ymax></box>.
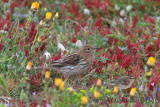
<box><xmin>55</xmin><ymin>78</ymin><xmax>62</xmax><ymax>87</ymax></box>
<box><xmin>26</xmin><ymin>62</ymin><xmax>32</xmax><ymax>70</ymax></box>
<box><xmin>31</xmin><ymin>2</ymin><xmax>39</xmax><ymax>10</ymax></box>
<box><xmin>113</xmin><ymin>86</ymin><xmax>118</xmax><ymax>94</ymax></box>
<box><xmin>97</xmin><ymin>78</ymin><xmax>102</xmax><ymax>87</ymax></box>
<box><xmin>55</xmin><ymin>12</ymin><xmax>59</xmax><ymax>18</ymax></box>
<box><xmin>39</xmin><ymin>20</ymin><xmax>43</xmax><ymax>26</ymax></box>
<box><xmin>45</xmin><ymin>71</ymin><xmax>50</xmax><ymax>79</ymax></box>
<box><xmin>59</xmin><ymin>81</ymin><xmax>64</xmax><ymax>91</ymax></box>
<box><xmin>81</xmin><ymin>96</ymin><xmax>88</xmax><ymax>105</ymax></box>
<box><xmin>46</xmin><ymin>12</ymin><xmax>52</xmax><ymax>20</ymax></box>
<box><xmin>147</xmin><ymin>57</ymin><xmax>156</xmax><ymax>66</ymax></box>
<box><xmin>146</xmin><ymin>68</ymin><xmax>152</xmax><ymax>77</ymax></box>
<box><xmin>94</xmin><ymin>90</ymin><xmax>100</xmax><ymax>99</ymax></box>
<box><xmin>130</xmin><ymin>88</ymin><xmax>137</xmax><ymax>96</ymax></box>
<box><xmin>38</xmin><ymin>36</ymin><xmax>42</xmax><ymax>42</ymax></box>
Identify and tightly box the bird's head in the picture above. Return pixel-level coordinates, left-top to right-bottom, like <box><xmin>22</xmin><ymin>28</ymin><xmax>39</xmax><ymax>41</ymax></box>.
<box><xmin>78</xmin><ymin>44</ymin><xmax>97</xmax><ymax>63</ymax></box>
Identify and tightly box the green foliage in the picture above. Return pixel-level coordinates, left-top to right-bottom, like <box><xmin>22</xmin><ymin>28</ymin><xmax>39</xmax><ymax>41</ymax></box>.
<box><xmin>106</xmin><ymin>34</ymin><xmax>128</xmax><ymax>42</ymax></box>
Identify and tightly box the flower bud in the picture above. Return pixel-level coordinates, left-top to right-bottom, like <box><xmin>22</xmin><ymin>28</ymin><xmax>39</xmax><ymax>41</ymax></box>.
<box><xmin>94</xmin><ymin>90</ymin><xmax>100</xmax><ymax>99</ymax></box>
<box><xmin>126</xmin><ymin>5</ymin><xmax>132</xmax><ymax>12</ymax></box>
<box><xmin>76</xmin><ymin>40</ymin><xmax>83</xmax><ymax>48</ymax></box>
<box><xmin>55</xmin><ymin>12</ymin><xmax>59</xmax><ymax>18</ymax></box>
<box><xmin>46</xmin><ymin>12</ymin><xmax>52</xmax><ymax>20</ymax></box>
<box><xmin>97</xmin><ymin>78</ymin><xmax>102</xmax><ymax>87</ymax></box>
<box><xmin>45</xmin><ymin>71</ymin><xmax>50</xmax><ymax>79</ymax></box>
<box><xmin>39</xmin><ymin>20</ymin><xmax>43</xmax><ymax>26</ymax></box>
<box><xmin>147</xmin><ymin>57</ymin><xmax>156</xmax><ymax>66</ymax></box>
<box><xmin>55</xmin><ymin>78</ymin><xmax>62</xmax><ymax>87</ymax></box>
<box><xmin>84</xmin><ymin>8</ymin><xmax>90</xmax><ymax>15</ymax></box>
<box><xmin>59</xmin><ymin>81</ymin><xmax>64</xmax><ymax>91</ymax></box>
<box><xmin>44</xmin><ymin>51</ymin><xmax>51</xmax><ymax>60</ymax></box>
<box><xmin>146</xmin><ymin>69</ymin><xmax>152</xmax><ymax>77</ymax></box>
<box><xmin>120</xmin><ymin>9</ymin><xmax>126</xmax><ymax>16</ymax></box>
<box><xmin>26</xmin><ymin>62</ymin><xmax>32</xmax><ymax>70</ymax></box>
<box><xmin>31</xmin><ymin>2</ymin><xmax>39</xmax><ymax>10</ymax></box>
<box><xmin>113</xmin><ymin>86</ymin><xmax>118</xmax><ymax>95</ymax></box>
<box><xmin>81</xmin><ymin>96</ymin><xmax>88</xmax><ymax>105</ymax></box>
<box><xmin>38</xmin><ymin>36</ymin><xmax>42</xmax><ymax>42</ymax></box>
<box><xmin>58</xmin><ymin>42</ymin><xmax>66</xmax><ymax>52</ymax></box>
<box><xmin>130</xmin><ymin>88</ymin><xmax>137</xmax><ymax>96</ymax></box>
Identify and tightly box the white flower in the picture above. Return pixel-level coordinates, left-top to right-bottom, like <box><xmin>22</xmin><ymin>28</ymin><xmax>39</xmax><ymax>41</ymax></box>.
<box><xmin>58</xmin><ymin>42</ymin><xmax>66</xmax><ymax>52</ymax></box>
<box><xmin>126</xmin><ymin>5</ymin><xmax>132</xmax><ymax>12</ymax></box>
<box><xmin>111</xmin><ymin>20</ymin><xmax>117</xmax><ymax>27</ymax></box>
<box><xmin>76</xmin><ymin>40</ymin><xmax>83</xmax><ymax>47</ymax></box>
<box><xmin>120</xmin><ymin>9</ymin><xmax>126</xmax><ymax>16</ymax></box>
<box><xmin>44</xmin><ymin>51</ymin><xmax>51</xmax><ymax>60</ymax></box>
<box><xmin>84</xmin><ymin>8</ymin><xmax>90</xmax><ymax>15</ymax></box>
<box><xmin>119</xmin><ymin>18</ymin><xmax>124</xmax><ymax>25</ymax></box>
<box><xmin>115</xmin><ymin>4</ymin><xmax>120</xmax><ymax>11</ymax></box>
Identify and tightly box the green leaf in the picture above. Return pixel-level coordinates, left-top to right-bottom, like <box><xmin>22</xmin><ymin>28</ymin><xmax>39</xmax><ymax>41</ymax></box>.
<box><xmin>137</xmin><ymin>22</ymin><xmax>150</xmax><ymax>27</ymax></box>
<box><xmin>0</xmin><ymin>76</ymin><xmax>7</xmax><ymax>89</ymax></box>
<box><xmin>105</xmin><ymin>34</ymin><xmax>128</xmax><ymax>42</ymax></box>
<box><xmin>99</xmin><ymin>56</ymin><xmax>112</xmax><ymax>63</ymax></box>
<box><xmin>20</xmin><ymin>89</ymin><xmax>25</xmax><ymax>100</ymax></box>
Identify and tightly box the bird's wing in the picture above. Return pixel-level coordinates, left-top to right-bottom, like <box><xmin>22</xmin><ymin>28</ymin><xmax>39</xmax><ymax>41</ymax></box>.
<box><xmin>52</xmin><ymin>53</ymin><xmax>83</xmax><ymax>67</ymax></box>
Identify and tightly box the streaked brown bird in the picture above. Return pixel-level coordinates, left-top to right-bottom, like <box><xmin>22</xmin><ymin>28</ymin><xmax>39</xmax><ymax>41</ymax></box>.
<box><xmin>51</xmin><ymin>44</ymin><xmax>96</xmax><ymax>77</ymax></box>
<box><xmin>34</xmin><ymin>44</ymin><xmax>96</xmax><ymax>77</ymax></box>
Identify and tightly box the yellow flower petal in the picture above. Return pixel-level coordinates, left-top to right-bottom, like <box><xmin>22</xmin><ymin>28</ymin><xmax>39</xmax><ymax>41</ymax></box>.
<box><xmin>39</xmin><ymin>20</ymin><xmax>43</xmax><ymax>26</ymax></box>
<box><xmin>147</xmin><ymin>68</ymin><xmax>152</xmax><ymax>76</ymax></box>
<box><xmin>94</xmin><ymin>90</ymin><xmax>100</xmax><ymax>99</ymax></box>
<box><xmin>45</xmin><ymin>71</ymin><xmax>50</xmax><ymax>79</ymax></box>
<box><xmin>81</xmin><ymin>96</ymin><xmax>88</xmax><ymax>105</ymax></box>
<box><xmin>26</xmin><ymin>62</ymin><xmax>32</xmax><ymax>70</ymax></box>
<box><xmin>59</xmin><ymin>81</ymin><xmax>64</xmax><ymax>91</ymax></box>
<box><xmin>97</xmin><ymin>78</ymin><xmax>102</xmax><ymax>87</ymax></box>
<box><xmin>31</xmin><ymin>2</ymin><xmax>39</xmax><ymax>9</ymax></box>
<box><xmin>130</xmin><ymin>87</ymin><xmax>137</xmax><ymax>96</ymax></box>
<box><xmin>113</xmin><ymin>86</ymin><xmax>118</xmax><ymax>94</ymax></box>
<box><xmin>55</xmin><ymin>78</ymin><xmax>62</xmax><ymax>87</ymax></box>
<box><xmin>147</xmin><ymin>57</ymin><xmax>156</xmax><ymax>66</ymax></box>
<box><xmin>46</xmin><ymin>12</ymin><xmax>52</xmax><ymax>20</ymax></box>
<box><xmin>55</xmin><ymin>12</ymin><xmax>59</xmax><ymax>18</ymax></box>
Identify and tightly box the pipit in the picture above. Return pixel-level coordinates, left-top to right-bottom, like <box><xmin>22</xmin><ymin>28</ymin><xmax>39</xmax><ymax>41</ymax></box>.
<box><xmin>51</xmin><ymin>44</ymin><xmax>96</xmax><ymax>77</ymax></box>
<box><xmin>34</xmin><ymin>44</ymin><xmax>96</xmax><ymax>77</ymax></box>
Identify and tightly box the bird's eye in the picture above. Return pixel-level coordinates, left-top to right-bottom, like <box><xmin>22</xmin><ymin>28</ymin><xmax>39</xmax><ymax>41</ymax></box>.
<box><xmin>87</xmin><ymin>48</ymin><xmax>90</xmax><ymax>50</ymax></box>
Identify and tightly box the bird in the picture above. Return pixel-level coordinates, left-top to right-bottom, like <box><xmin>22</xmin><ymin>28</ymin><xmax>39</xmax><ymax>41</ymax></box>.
<box><xmin>33</xmin><ymin>44</ymin><xmax>96</xmax><ymax>77</ymax></box>
<box><xmin>108</xmin><ymin>75</ymin><xmax>136</xmax><ymax>90</ymax></box>
<box><xmin>51</xmin><ymin>44</ymin><xmax>96</xmax><ymax>77</ymax></box>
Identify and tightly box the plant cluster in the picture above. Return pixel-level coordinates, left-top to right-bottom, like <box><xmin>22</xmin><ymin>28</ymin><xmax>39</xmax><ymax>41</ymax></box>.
<box><xmin>0</xmin><ymin>0</ymin><xmax>159</xmax><ymax>107</ymax></box>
